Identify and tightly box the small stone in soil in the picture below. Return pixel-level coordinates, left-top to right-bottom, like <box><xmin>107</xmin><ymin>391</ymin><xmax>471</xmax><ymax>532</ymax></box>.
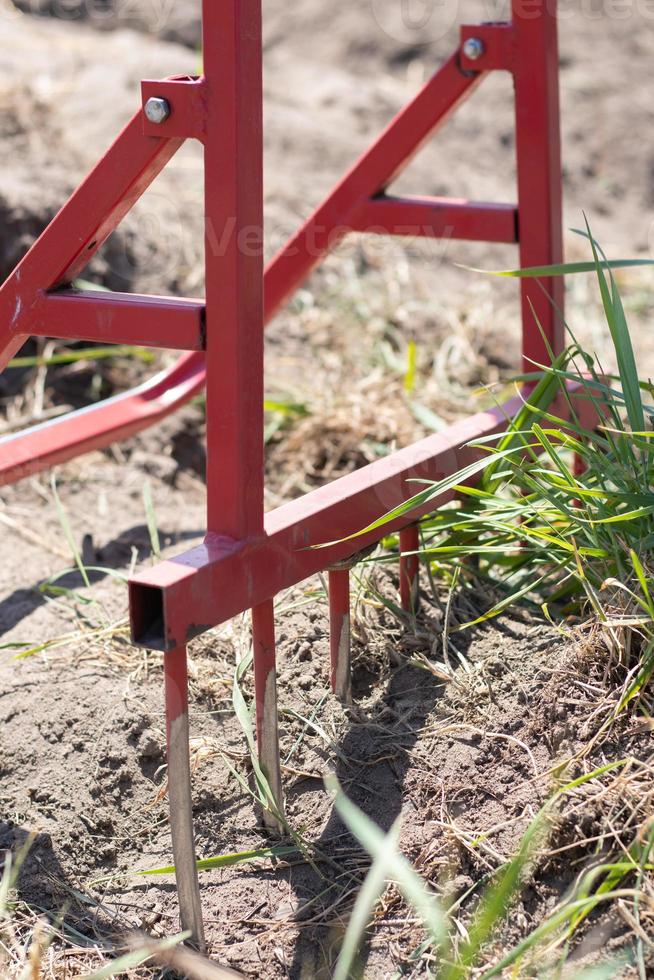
<box><xmin>297</xmin><ymin>641</ymin><xmax>312</xmax><ymax>661</ymax></box>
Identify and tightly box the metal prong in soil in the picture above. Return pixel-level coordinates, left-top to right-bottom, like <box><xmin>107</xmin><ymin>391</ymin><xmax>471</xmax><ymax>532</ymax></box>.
<box><xmin>399</xmin><ymin>524</ymin><xmax>421</xmax><ymax>614</ymax></box>
<box><xmin>328</xmin><ymin>567</ymin><xmax>352</xmax><ymax>703</ymax></box>
<box><xmin>164</xmin><ymin>644</ymin><xmax>205</xmax><ymax>948</ymax></box>
<box><xmin>252</xmin><ymin>600</ymin><xmax>284</xmax><ymax>830</ymax></box>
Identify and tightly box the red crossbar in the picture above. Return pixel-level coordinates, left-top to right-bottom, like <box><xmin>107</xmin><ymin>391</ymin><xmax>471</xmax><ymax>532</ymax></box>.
<box><xmin>31</xmin><ymin>291</ymin><xmax>205</xmax><ymax>350</ymax></box>
<box><xmin>349</xmin><ymin>196</ymin><xmax>518</xmax><ymax>243</ymax></box>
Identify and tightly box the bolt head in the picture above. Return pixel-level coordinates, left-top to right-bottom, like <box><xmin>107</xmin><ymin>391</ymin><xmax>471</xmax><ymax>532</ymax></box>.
<box><xmin>144</xmin><ymin>96</ymin><xmax>170</xmax><ymax>125</ymax></box>
<box><xmin>462</xmin><ymin>37</ymin><xmax>485</xmax><ymax>61</ymax></box>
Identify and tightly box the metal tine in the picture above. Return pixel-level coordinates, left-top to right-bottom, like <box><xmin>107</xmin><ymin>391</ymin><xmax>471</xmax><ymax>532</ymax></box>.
<box><xmin>327</xmin><ymin>543</ymin><xmax>377</xmax><ymax>703</ymax></box>
<box><xmin>399</xmin><ymin>524</ymin><xmax>421</xmax><ymax>614</ymax></box>
<box><xmin>251</xmin><ymin>600</ymin><xmax>284</xmax><ymax>831</ymax></box>
<box><xmin>328</xmin><ymin>568</ymin><xmax>352</xmax><ymax>703</ymax></box>
<box><xmin>164</xmin><ymin>644</ymin><xmax>205</xmax><ymax>949</ymax></box>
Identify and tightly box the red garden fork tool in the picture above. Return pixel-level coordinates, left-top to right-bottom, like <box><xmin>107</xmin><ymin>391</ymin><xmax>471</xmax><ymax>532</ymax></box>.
<box><xmin>0</xmin><ymin>0</ymin><xmax>575</xmax><ymax>946</ymax></box>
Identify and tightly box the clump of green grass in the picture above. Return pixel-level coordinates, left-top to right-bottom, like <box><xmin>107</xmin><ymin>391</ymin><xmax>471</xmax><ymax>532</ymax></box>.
<box><xmin>329</xmin><ymin>763</ymin><xmax>641</xmax><ymax>980</ymax></box>
<box><xmin>336</xmin><ymin>227</ymin><xmax>654</xmax><ymax>975</ymax></box>
<box><xmin>375</xmin><ymin>228</ymin><xmax>654</xmax><ymax>724</ymax></box>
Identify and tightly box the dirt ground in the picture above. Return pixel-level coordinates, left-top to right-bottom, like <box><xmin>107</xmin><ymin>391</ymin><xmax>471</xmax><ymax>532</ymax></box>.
<box><xmin>1</xmin><ymin>1</ymin><xmax>654</xmax><ymax>977</ymax></box>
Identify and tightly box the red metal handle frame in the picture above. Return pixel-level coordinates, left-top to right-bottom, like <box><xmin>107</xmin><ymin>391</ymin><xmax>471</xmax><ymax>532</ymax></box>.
<box><xmin>0</xmin><ymin>0</ymin><xmax>566</xmax><ymax>943</ymax></box>
<box><xmin>0</xmin><ymin>7</ymin><xmax>562</xmax><ymax>491</ymax></box>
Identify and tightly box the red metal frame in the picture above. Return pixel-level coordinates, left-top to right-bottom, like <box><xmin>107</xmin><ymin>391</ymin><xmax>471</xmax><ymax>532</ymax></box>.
<box><xmin>0</xmin><ymin>0</ymin><xmax>568</xmax><ymax>942</ymax></box>
<box><xmin>0</xmin><ymin>4</ymin><xmax>562</xmax><ymax>487</ymax></box>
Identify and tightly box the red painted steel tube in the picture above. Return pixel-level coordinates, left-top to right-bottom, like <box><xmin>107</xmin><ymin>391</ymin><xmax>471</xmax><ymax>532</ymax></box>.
<box><xmin>264</xmin><ymin>53</ymin><xmax>484</xmax><ymax>321</ymax></box>
<box><xmin>30</xmin><ymin>291</ymin><xmax>205</xmax><ymax>351</ymax></box>
<box><xmin>512</xmin><ymin>0</ymin><xmax>565</xmax><ymax>368</ymax></box>
<box><xmin>130</xmin><ymin>385</ymin><xmax>598</xmax><ymax>651</ymax></box>
<box><xmin>350</xmin><ymin>196</ymin><xmax>517</xmax><ymax>244</ymax></box>
<box><xmin>399</xmin><ymin>524</ymin><xmax>421</xmax><ymax>613</ymax></box>
<box><xmin>202</xmin><ymin>1</ymin><xmax>265</xmax><ymax>538</ymax></box>
<box><xmin>251</xmin><ymin>599</ymin><xmax>283</xmax><ymax>826</ymax></box>
<box><xmin>0</xmin><ymin>353</ymin><xmax>201</xmax><ymax>485</ymax></box>
<box><xmin>328</xmin><ymin>568</ymin><xmax>351</xmax><ymax>702</ymax></box>
<box><xmin>0</xmin><ymin>106</ymin><xmax>185</xmax><ymax>453</ymax></box>
<box><xmin>0</xmin><ymin>46</ymin><xmax>496</xmax><ymax>488</ymax></box>
<box><xmin>0</xmin><ymin>112</ymin><xmax>182</xmax><ymax>344</ymax></box>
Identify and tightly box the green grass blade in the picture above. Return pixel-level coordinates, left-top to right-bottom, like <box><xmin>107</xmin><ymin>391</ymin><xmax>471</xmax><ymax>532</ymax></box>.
<box><xmin>328</xmin><ymin>777</ymin><xmax>447</xmax><ymax>949</ymax></box>
<box><xmin>136</xmin><ymin>845</ymin><xmax>298</xmax><ymax>876</ymax></box>
<box><xmin>443</xmin><ymin>808</ymin><xmax>550</xmax><ymax>980</ymax></box>
<box><xmin>142</xmin><ymin>481</ymin><xmax>161</xmax><ymax>559</ymax></box>
<box><xmin>51</xmin><ymin>474</ymin><xmax>90</xmax><ymax>588</ymax></box>
<box><xmin>333</xmin><ymin>818</ymin><xmax>402</xmax><ymax>980</ymax></box>
<box><xmin>9</xmin><ymin>345</ymin><xmax>153</xmax><ymax>369</ymax></box>
<box><xmin>463</xmin><ymin>258</ymin><xmax>654</xmax><ymax>278</ymax></box>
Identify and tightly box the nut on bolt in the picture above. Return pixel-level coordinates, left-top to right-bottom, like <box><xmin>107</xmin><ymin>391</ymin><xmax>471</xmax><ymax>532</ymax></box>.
<box><xmin>462</xmin><ymin>37</ymin><xmax>485</xmax><ymax>61</ymax></box>
<box><xmin>144</xmin><ymin>96</ymin><xmax>170</xmax><ymax>124</ymax></box>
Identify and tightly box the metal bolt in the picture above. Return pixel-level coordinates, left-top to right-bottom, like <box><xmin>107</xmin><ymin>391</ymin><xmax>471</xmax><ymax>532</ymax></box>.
<box><xmin>144</xmin><ymin>97</ymin><xmax>170</xmax><ymax>124</ymax></box>
<box><xmin>462</xmin><ymin>37</ymin><xmax>485</xmax><ymax>61</ymax></box>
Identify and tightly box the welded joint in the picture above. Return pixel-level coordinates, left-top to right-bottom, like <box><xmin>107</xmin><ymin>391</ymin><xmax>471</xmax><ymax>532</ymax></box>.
<box><xmin>141</xmin><ymin>76</ymin><xmax>208</xmax><ymax>142</ymax></box>
<box><xmin>459</xmin><ymin>23</ymin><xmax>515</xmax><ymax>74</ymax></box>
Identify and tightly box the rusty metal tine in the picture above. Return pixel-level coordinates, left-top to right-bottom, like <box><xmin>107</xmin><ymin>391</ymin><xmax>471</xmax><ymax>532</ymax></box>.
<box><xmin>251</xmin><ymin>600</ymin><xmax>284</xmax><ymax>830</ymax></box>
<box><xmin>399</xmin><ymin>524</ymin><xmax>421</xmax><ymax>614</ymax></box>
<box><xmin>164</xmin><ymin>645</ymin><xmax>205</xmax><ymax>948</ymax></box>
<box><xmin>328</xmin><ymin>568</ymin><xmax>352</xmax><ymax>703</ymax></box>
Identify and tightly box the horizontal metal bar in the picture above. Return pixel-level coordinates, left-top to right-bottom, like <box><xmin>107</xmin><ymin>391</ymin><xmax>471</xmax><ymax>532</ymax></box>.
<box><xmin>130</xmin><ymin>385</ymin><xmax>592</xmax><ymax>651</ymax></box>
<box><xmin>30</xmin><ymin>290</ymin><xmax>205</xmax><ymax>351</ymax></box>
<box><xmin>350</xmin><ymin>195</ymin><xmax>518</xmax><ymax>243</ymax></box>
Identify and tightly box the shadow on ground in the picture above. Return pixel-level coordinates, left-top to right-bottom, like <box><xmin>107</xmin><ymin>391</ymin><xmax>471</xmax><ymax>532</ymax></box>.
<box><xmin>0</xmin><ymin>524</ymin><xmax>204</xmax><ymax>636</ymax></box>
<box><xmin>282</xmin><ymin>601</ymin><xmax>458</xmax><ymax>978</ymax></box>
